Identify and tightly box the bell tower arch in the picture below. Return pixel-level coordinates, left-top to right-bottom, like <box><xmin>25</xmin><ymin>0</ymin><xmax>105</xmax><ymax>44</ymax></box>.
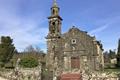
<box><xmin>47</xmin><ymin>0</ymin><xmax>62</xmax><ymax>38</ymax></box>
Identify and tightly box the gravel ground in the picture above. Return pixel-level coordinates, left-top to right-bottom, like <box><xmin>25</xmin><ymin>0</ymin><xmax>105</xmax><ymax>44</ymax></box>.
<box><xmin>0</xmin><ymin>77</ymin><xmax>7</xmax><ymax>80</ymax></box>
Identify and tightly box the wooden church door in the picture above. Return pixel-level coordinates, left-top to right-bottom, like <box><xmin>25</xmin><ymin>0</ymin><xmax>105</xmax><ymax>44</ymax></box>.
<box><xmin>71</xmin><ymin>57</ymin><xmax>80</xmax><ymax>69</ymax></box>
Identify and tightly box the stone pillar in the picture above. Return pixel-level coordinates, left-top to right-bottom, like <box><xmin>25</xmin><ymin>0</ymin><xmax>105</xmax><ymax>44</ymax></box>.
<box><xmin>64</xmin><ymin>57</ymin><xmax>68</xmax><ymax>70</ymax></box>
<box><xmin>68</xmin><ymin>57</ymin><xmax>71</xmax><ymax>71</ymax></box>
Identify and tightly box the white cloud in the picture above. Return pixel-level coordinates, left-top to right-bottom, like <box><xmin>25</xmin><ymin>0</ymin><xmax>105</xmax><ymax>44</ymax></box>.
<box><xmin>0</xmin><ymin>17</ymin><xmax>48</xmax><ymax>51</ymax></box>
<box><xmin>0</xmin><ymin>0</ymin><xmax>48</xmax><ymax>52</ymax></box>
<box><xmin>88</xmin><ymin>16</ymin><xmax>120</xmax><ymax>51</ymax></box>
<box><xmin>89</xmin><ymin>24</ymin><xmax>109</xmax><ymax>35</ymax></box>
<box><xmin>89</xmin><ymin>15</ymin><xmax>120</xmax><ymax>35</ymax></box>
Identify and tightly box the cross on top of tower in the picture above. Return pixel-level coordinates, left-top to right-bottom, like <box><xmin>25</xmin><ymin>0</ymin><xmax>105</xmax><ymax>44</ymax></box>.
<box><xmin>54</xmin><ymin>0</ymin><xmax>56</xmax><ymax>3</ymax></box>
<box><xmin>53</xmin><ymin>0</ymin><xmax>58</xmax><ymax>7</ymax></box>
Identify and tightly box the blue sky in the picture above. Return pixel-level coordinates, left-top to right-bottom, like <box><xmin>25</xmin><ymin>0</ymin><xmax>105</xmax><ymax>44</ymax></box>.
<box><xmin>0</xmin><ymin>0</ymin><xmax>120</xmax><ymax>52</ymax></box>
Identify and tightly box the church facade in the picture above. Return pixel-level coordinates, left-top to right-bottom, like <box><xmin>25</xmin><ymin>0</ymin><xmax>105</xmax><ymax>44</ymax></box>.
<box><xmin>46</xmin><ymin>0</ymin><xmax>104</xmax><ymax>78</ymax></box>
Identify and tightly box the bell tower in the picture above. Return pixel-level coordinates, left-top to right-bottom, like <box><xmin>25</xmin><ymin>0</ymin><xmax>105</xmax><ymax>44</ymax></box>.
<box><xmin>47</xmin><ymin>0</ymin><xmax>62</xmax><ymax>38</ymax></box>
<box><xmin>46</xmin><ymin>0</ymin><xmax>63</xmax><ymax>72</ymax></box>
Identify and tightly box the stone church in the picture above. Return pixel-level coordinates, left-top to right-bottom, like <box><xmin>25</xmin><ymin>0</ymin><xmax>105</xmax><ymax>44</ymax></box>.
<box><xmin>46</xmin><ymin>0</ymin><xmax>104</xmax><ymax>78</ymax></box>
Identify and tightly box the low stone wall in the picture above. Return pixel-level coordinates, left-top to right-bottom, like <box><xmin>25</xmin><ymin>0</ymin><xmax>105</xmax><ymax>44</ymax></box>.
<box><xmin>91</xmin><ymin>77</ymin><xmax>118</xmax><ymax>80</ymax></box>
<box><xmin>0</xmin><ymin>69</ymin><xmax>120</xmax><ymax>80</ymax></box>
<box><xmin>0</xmin><ymin>67</ymin><xmax>42</xmax><ymax>80</ymax></box>
<box><xmin>82</xmin><ymin>72</ymin><xmax>120</xmax><ymax>80</ymax></box>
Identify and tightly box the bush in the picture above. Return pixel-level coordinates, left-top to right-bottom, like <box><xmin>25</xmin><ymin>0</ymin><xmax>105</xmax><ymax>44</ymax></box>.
<box><xmin>20</xmin><ymin>57</ymin><xmax>39</xmax><ymax>68</ymax></box>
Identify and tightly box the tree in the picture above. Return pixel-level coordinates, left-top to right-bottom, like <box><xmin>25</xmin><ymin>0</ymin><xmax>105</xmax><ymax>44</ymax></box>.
<box><xmin>0</xmin><ymin>36</ymin><xmax>15</xmax><ymax>66</ymax></box>
<box><xmin>103</xmin><ymin>50</ymin><xmax>117</xmax><ymax>68</ymax></box>
<box><xmin>24</xmin><ymin>45</ymin><xmax>35</xmax><ymax>53</ymax></box>
<box><xmin>109</xmin><ymin>50</ymin><xmax>116</xmax><ymax>59</ymax></box>
<box><xmin>103</xmin><ymin>51</ymin><xmax>110</xmax><ymax>63</ymax></box>
<box><xmin>17</xmin><ymin>45</ymin><xmax>45</xmax><ymax>68</ymax></box>
<box><xmin>117</xmin><ymin>39</ymin><xmax>120</xmax><ymax>67</ymax></box>
<box><xmin>24</xmin><ymin>45</ymin><xmax>44</xmax><ymax>54</ymax></box>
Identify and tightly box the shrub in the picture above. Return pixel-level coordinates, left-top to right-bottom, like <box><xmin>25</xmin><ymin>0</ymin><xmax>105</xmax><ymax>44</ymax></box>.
<box><xmin>19</xmin><ymin>57</ymin><xmax>39</xmax><ymax>68</ymax></box>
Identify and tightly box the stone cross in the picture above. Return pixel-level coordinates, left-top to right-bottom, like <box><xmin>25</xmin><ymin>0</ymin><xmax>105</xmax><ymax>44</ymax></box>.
<box><xmin>53</xmin><ymin>0</ymin><xmax>57</xmax><ymax>5</ymax></box>
<box><xmin>54</xmin><ymin>0</ymin><xmax>56</xmax><ymax>3</ymax></box>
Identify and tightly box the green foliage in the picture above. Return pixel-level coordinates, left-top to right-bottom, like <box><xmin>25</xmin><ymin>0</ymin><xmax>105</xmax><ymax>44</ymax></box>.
<box><xmin>104</xmin><ymin>50</ymin><xmax>116</xmax><ymax>64</ymax></box>
<box><xmin>104</xmin><ymin>51</ymin><xmax>110</xmax><ymax>63</ymax></box>
<box><xmin>20</xmin><ymin>57</ymin><xmax>39</xmax><ymax>68</ymax></box>
<box><xmin>104</xmin><ymin>50</ymin><xmax>117</xmax><ymax>69</ymax></box>
<box><xmin>104</xmin><ymin>68</ymin><xmax>120</xmax><ymax>73</ymax></box>
<box><xmin>0</xmin><ymin>36</ymin><xmax>15</xmax><ymax>67</ymax></box>
<box><xmin>13</xmin><ymin>45</ymin><xmax>46</xmax><ymax>68</ymax></box>
<box><xmin>109</xmin><ymin>50</ymin><xmax>116</xmax><ymax>59</ymax></box>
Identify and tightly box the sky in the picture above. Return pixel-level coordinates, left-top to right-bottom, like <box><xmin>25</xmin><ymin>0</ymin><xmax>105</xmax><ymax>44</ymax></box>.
<box><xmin>0</xmin><ymin>0</ymin><xmax>120</xmax><ymax>52</ymax></box>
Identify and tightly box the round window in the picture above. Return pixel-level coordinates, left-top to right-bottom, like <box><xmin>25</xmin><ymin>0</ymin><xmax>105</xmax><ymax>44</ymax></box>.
<box><xmin>71</xmin><ymin>39</ymin><xmax>76</xmax><ymax>44</ymax></box>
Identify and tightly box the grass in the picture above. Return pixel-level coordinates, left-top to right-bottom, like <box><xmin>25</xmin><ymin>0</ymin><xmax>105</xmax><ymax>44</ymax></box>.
<box><xmin>104</xmin><ymin>68</ymin><xmax>120</xmax><ymax>73</ymax></box>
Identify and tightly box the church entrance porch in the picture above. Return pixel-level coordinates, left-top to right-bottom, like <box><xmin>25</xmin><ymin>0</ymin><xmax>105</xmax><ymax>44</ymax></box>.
<box><xmin>60</xmin><ymin>73</ymin><xmax>82</xmax><ymax>80</ymax></box>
